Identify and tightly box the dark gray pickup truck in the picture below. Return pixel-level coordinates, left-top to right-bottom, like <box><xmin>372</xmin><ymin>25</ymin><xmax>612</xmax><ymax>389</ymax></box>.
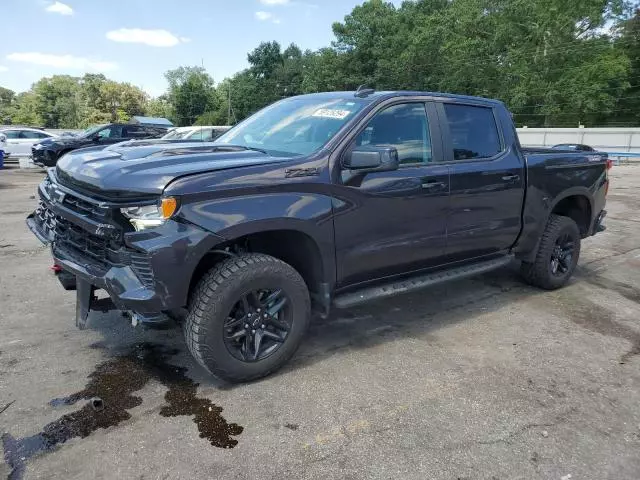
<box><xmin>27</xmin><ymin>89</ymin><xmax>609</xmax><ymax>382</ymax></box>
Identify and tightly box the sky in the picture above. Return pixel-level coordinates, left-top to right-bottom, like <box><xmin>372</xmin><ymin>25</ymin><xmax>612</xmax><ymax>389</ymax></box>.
<box><xmin>1</xmin><ymin>0</ymin><xmax>399</xmax><ymax>97</ymax></box>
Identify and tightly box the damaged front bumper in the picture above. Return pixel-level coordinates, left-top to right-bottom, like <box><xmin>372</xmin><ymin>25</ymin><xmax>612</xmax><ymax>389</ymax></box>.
<box><xmin>26</xmin><ymin>178</ymin><xmax>223</xmax><ymax>327</ymax></box>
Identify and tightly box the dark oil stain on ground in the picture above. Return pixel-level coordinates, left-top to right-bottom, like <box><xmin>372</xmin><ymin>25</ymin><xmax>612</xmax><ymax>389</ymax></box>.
<box><xmin>2</xmin><ymin>343</ymin><xmax>242</xmax><ymax>480</ymax></box>
<box><xmin>557</xmin><ymin>295</ymin><xmax>640</xmax><ymax>364</ymax></box>
<box><xmin>581</xmin><ymin>274</ymin><xmax>640</xmax><ymax>305</ymax></box>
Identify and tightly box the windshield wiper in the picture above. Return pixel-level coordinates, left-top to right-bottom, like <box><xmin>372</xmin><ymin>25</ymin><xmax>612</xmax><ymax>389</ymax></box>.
<box><xmin>221</xmin><ymin>144</ymin><xmax>269</xmax><ymax>155</ymax></box>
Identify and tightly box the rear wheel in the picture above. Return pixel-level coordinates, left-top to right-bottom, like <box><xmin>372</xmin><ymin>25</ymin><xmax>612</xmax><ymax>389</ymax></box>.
<box><xmin>520</xmin><ymin>214</ymin><xmax>581</xmax><ymax>290</ymax></box>
<box><xmin>183</xmin><ymin>253</ymin><xmax>310</xmax><ymax>382</ymax></box>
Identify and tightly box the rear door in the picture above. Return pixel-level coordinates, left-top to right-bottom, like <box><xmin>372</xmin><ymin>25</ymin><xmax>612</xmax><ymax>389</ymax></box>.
<box><xmin>17</xmin><ymin>130</ymin><xmax>50</xmax><ymax>155</ymax></box>
<box><xmin>332</xmin><ymin>100</ymin><xmax>450</xmax><ymax>287</ymax></box>
<box><xmin>438</xmin><ymin>101</ymin><xmax>525</xmax><ymax>261</ymax></box>
<box><xmin>122</xmin><ymin>125</ymin><xmax>148</xmax><ymax>140</ymax></box>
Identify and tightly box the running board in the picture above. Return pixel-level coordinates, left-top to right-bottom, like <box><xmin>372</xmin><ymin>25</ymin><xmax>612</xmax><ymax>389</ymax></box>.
<box><xmin>333</xmin><ymin>255</ymin><xmax>514</xmax><ymax>309</ymax></box>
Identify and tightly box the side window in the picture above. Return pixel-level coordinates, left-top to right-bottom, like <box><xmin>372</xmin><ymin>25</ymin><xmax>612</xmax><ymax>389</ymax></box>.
<box><xmin>202</xmin><ymin>129</ymin><xmax>216</xmax><ymax>141</ymax></box>
<box><xmin>443</xmin><ymin>104</ymin><xmax>501</xmax><ymax>160</ymax></box>
<box><xmin>106</xmin><ymin>125</ymin><xmax>125</xmax><ymax>138</ymax></box>
<box><xmin>4</xmin><ymin>130</ymin><xmax>20</xmax><ymax>139</ymax></box>
<box><xmin>97</xmin><ymin>127</ymin><xmax>113</xmax><ymax>138</ymax></box>
<box><xmin>36</xmin><ymin>132</ymin><xmax>50</xmax><ymax>139</ymax></box>
<box><xmin>19</xmin><ymin>130</ymin><xmax>44</xmax><ymax>139</ymax></box>
<box><xmin>97</xmin><ymin>128</ymin><xmax>110</xmax><ymax>138</ymax></box>
<box><xmin>353</xmin><ymin>103</ymin><xmax>432</xmax><ymax>165</ymax></box>
<box><xmin>122</xmin><ymin>125</ymin><xmax>143</xmax><ymax>138</ymax></box>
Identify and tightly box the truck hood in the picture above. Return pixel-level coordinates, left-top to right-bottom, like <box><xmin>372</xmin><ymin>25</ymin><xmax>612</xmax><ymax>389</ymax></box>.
<box><xmin>55</xmin><ymin>143</ymin><xmax>285</xmax><ymax>196</ymax></box>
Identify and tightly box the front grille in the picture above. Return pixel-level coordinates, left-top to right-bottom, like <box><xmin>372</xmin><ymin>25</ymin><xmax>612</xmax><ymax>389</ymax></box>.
<box><xmin>32</xmin><ymin>147</ymin><xmax>48</xmax><ymax>163</ymax></box>
<box><xmin>35</xmin><ymin>199</ymin><xmax>154</xmax><ymax>287</ymax></box>
<box><xmin>62</xmin><ymin>194</ymin><xmax>104</xmax><ymax>218</ymax></box>
<box><xmin>55</xmin><ymin>216</ymin><xmax>113</xmax><ymax>266</ymax></box>
<box><xmin>34</xmin><ymin>200</ymin><xmax>57</xmax><ymax>238</ymax></box>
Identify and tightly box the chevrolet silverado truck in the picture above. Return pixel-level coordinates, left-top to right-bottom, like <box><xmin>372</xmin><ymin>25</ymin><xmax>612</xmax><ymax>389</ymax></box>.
<box><xmin>27</xmin><ymin>89</ymin><xmax>609</xmax><ymax>382</ymax></box>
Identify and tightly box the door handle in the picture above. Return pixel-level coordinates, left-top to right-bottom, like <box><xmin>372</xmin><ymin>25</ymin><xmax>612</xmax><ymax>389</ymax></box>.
<box><xmin>421</xmin><ymin>181</ymin><xmax>446</xmax><ymax>190</ymax></box>
<box><xmin>501</xmin><ymin>174</ymin><xmax>520</xmax><ymax>182</ymax></box>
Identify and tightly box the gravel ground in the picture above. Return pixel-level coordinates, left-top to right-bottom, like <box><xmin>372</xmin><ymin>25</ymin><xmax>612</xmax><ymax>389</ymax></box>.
<box><xmin>0</xmin><ymin>165</ymin><xmax>639</xmax><ymax>480</ymax></box>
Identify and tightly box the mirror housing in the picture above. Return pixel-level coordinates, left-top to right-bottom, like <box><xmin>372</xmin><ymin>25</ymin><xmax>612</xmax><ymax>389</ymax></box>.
<box><xmin>90</xmin><ymin>133</ymin><xmax>101</xmax><ymax>142</ymax></box>
<box><xmin>342</xmin><ymin>145</ymin><xmax>399</xmax><ymax>173</ymax></box>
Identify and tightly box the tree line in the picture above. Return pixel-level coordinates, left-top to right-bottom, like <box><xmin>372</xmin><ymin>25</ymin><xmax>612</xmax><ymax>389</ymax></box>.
<box><xmin>1</xmin><ymin>0</ymin><xmax>640</xmax><ymax>129</ymax></box>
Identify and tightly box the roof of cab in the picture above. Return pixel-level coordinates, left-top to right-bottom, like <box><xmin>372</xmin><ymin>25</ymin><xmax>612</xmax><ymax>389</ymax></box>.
<box><xmin>289</xmin><ymin>90</ymin><xmax>504</xmax><ymax>106</ymax></box>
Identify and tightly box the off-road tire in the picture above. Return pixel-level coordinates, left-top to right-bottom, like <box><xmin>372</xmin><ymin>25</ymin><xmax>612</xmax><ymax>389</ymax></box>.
<box><xmin>520</xmin><ymin>214</ymin><xmax>581</xmax><ymax>290</ymax></box>
<box><xmin>183</xmin><ymin>253</ymin><xmax>310</xmax><ymax>383</ymax></box>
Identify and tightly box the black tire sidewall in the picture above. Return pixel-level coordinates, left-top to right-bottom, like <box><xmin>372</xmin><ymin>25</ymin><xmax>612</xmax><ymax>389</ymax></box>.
<box><xmin>540</xmin><ymin>217</ymin><xmax>581</xmax><ymax>289</ymax></box>
<box><xmin>186</xmin><ymin>255</ymin><xmax>310</xmax><ymax>381</ymax></box>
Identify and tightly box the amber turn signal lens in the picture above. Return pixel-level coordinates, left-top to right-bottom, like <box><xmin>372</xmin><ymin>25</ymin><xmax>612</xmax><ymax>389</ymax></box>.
<box><xmin>160</xmin><ymin>197</ymin><xmax>178</xmax><ymax>219</ymax></box>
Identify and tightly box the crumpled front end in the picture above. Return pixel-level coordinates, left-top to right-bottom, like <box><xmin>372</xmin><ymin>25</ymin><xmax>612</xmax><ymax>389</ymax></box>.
<box><xmin>26</xmin><ymin>170</ymin><xmax>223</xmax><ymax>326</ymax></box>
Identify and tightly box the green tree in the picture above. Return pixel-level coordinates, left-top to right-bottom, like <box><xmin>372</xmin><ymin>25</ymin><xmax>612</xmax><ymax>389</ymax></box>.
<box><xmin>165</xmin><ymin>66</ymin><xmax>215</xmax><ymax>126</ymax></box>
<box><xmin>80</xmin><ymin>73</ymin><xmax>107</xmax><ymax>109</ymax></box>
<box><xmin>247</xmin><ymin>41</ymin><xmax>283</xmax><ymax>79</ymax></box>
<box><xmin>145</xmin><ymin>95</ymin><xmax>173</xmax><ymax>119</ymax></box>
<box><xmin>614</xmin><ymin>7</ymin><xmax>640</xmax><ymax>125</ymax></box>
<box><xmin>33</xmin><ymin>75</ymin><xmax>82</xmax><ymax>128</ymax></box>
<box><xmin>9</xmin><ymin>92</ymin><xmax>39</xmax><ymax>126</ymax></box>
<box><xmin>0</xmin><ymin>86</ymin><xmax>15</xmax><ymax>123</ymax></box>
<box><xmin>98</xmin><ymin>80</ymin><xmax>123</xmax><ymax>122</ymax></box>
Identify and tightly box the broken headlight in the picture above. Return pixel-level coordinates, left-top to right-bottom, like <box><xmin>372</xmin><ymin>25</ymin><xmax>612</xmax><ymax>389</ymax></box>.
<box><xmin>121</xmin><ymin>197</ymin><xmax>178</xmax><ymax>231</ymax></box>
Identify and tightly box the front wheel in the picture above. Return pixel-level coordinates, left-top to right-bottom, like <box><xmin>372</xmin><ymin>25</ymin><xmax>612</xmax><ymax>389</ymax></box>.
<box><xmin>183</xmin><ymin>253</ymin><xmax>310</xmax><ymax>383</ymax></box>
<box><xmin>520</xmin><ymin>214</ymin><xmax>581</xmax><ymax>290</ymax></box>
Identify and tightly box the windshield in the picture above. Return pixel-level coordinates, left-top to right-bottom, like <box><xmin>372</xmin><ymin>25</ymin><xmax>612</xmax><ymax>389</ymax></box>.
<box><xmin>81</xmin><ymin>124</ymin><xmax>107</xmax><ymax>138</ymax></box>
<box><xmin>162</xmin><ymin>128</ymin><xmax>190</xmax><ymax>140</ymax></box>
<box><xmin>215</xmin><ymin>96</ymin><xmax>368</xmax><ymax>156</ymax></box>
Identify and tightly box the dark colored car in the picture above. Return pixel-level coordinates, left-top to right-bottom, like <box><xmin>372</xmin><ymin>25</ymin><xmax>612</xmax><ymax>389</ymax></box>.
<box><xmin>27</xmin><ymin>90</ymin><xmax>609</xmax><ymax>382</ymax></box>
<box><xmin>31</xmin><ymin>123</ymin><xmax>168</xmax><ymax>167</ymax></box>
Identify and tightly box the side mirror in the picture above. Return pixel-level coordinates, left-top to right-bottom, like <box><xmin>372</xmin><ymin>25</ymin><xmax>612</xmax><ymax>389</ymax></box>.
<box><xmin>342</xmin><ymin>146</ymin><xmax>399</xmax><ymax>173</ymax></box>
<box><xmin>90</xmin><ymin>133</ymin><xmax>101</xmax><ymax>142</ymax></box>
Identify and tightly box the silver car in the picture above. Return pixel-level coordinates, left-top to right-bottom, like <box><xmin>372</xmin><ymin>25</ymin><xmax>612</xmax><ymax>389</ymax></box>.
<box><xmin>0</xmin><ymin>127</ymin><xmax>56</xmax><ymax>159</ymax></box>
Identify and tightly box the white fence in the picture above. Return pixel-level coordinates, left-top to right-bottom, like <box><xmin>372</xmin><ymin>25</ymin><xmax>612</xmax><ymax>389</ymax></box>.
<box><xmin>516</xmin><ymin>127</ymin><xmax>640</xmax><ymax>154</ymax></box>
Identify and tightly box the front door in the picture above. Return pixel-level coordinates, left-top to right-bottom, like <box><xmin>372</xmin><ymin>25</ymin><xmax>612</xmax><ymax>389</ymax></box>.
<box><xmin>437</xmin><ymin>101</ymin><xmax>525</xmax><ymax>261</ymax></box>
<box><xmin>96</xmin><ymin>125</ymin><xmax>127</xmax><ymax>145</ymax></box>
<box><xmin>333</xmin><ymin>101</ymin><xmax>450</xmax><ymax>287</ymax></box>
<box><xmin>3</xmin><ymin>130</ymin><xmax>26</xmax><ymax>156</ymax></box>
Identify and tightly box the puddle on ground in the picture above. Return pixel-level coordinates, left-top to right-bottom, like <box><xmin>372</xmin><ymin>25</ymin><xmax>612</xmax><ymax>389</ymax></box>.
<box><xmin>2</xmin><ymin>343</ymin><xmax>242</xmax><ymax>480</ymax></box>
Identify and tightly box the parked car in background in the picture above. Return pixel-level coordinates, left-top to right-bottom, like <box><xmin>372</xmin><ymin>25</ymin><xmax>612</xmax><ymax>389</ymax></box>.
<box><xmin>162</xmin><ymin>126</ymin><xmax>231</xmax><ymax>141</ymax></box>
<box><xmin>552</xmin><ymin>143</ymin><xmax>596</xmax><ymax>152</ymax></box>
<box><xmin>95</xmin><ymin>125</ymin><xmax>234</xmax><ymax>151</ymax></box>
<box><xmin>31</xmin><ymin>122</ymin><xmax>168</xmax><ymax>167</ymax></box>
<box><xmin>0</xmin><ymin>127</ymin><xmax>56</xmax><ymax>160</ymax></box>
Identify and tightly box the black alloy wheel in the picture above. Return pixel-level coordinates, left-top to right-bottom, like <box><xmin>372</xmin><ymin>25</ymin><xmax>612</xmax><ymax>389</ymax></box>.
<box><xmin>184</xmin><ymin>253</ymin><xmax>310</xmax><ymax>382</ymax></box>
<box><xmin>519</xmin><ymin>214</ymin><xmax>581</xmax><ymax>290</ymax></box>
<box><xmin>223</xmin><ymin>289</ymin><xmax>291</xmax><ymax>362</ymax></box>
<box><xmin>550</xmin><ymin>233</ymin><xmax>575</xmax><ymax>277</ymax></box>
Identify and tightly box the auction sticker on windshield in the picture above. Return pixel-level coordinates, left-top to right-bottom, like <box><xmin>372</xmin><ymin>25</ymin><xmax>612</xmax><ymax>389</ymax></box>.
<box><xmin>312</xmin><ymin>108</ymin><xmax>352</xmax><ymax>120</ymax></box>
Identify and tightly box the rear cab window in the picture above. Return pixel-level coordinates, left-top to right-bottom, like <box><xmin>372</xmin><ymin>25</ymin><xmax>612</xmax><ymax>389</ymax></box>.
<box><xmin>443</xmin><ymin>103</ymin><xmax>502</xmax><ymax>160</ymax></box>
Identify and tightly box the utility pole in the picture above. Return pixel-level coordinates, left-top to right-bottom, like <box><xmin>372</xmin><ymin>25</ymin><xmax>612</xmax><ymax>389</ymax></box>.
<box><xmin>228</xmin><ymin>83</ymin><xmax>232</xmax><ymax>125</ymax></box>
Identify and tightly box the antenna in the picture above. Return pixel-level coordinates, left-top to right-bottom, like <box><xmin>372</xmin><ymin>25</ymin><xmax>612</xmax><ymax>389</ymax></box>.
<box><xmin>355</xmin><ymin>85</ymin><xmax>375</xmax><ymax>98</ymax></box>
